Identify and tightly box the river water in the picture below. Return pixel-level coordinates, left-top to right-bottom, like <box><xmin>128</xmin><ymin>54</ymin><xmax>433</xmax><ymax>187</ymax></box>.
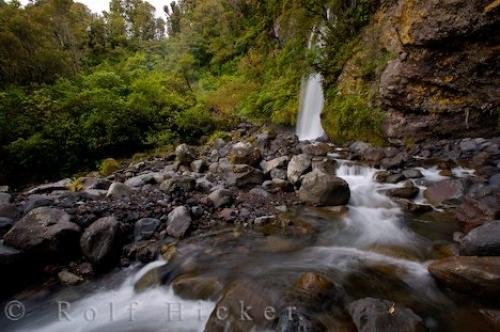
<box><xmin>2</xmin><ymin>160</ymin><xmax>492</xmax><ymax>332</ymax></box>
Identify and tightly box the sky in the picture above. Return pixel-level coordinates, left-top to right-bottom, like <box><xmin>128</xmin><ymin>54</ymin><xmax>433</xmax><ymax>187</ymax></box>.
<box><xmin>19</xmin><ymin>0</ymin><xmax>169</xmax><ymax>19</ymax></box>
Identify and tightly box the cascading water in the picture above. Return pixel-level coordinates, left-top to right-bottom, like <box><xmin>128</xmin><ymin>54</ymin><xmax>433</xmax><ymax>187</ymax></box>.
<box><xmin>296</xmin><ymin>31</ymin><xmax>326</xmax><ymax>141</ymax></box>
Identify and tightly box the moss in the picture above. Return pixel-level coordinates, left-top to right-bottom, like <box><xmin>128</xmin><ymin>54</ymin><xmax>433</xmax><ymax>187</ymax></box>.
<box><xmin>99</xmin><ymin>158</ymin><xmax>120</xmax><ymax>176</ymax></box>
<box><xmin>322</xmin><ymin>93</ymin><xmax>385</xmax><ymax>145</ymax></box>
<box><xmin>68</xmin><ymin>178</ymin><xmax>84</xmax><ymax>192</ymax></box>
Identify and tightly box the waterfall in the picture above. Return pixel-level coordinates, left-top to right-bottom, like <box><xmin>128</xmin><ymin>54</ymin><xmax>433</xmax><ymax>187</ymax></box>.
<box><xmin>296</xmin><ymin>31</ymin><xmax>326</xmax><ymax>141</ymax></box>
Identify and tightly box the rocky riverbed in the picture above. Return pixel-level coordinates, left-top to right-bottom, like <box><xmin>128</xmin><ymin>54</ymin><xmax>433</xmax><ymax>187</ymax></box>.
<box><xmin>1</xmin><ymin>124</ymin><xmax>499</xmax><ymax>331</ymax></box>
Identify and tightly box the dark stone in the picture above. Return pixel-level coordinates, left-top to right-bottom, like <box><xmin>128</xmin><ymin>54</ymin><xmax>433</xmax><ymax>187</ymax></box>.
<box><xmin>460</xmin><ymin>220</ymin><xmax>500</xmax><ymax>256</ymax></box>
<box><xmin>167</xmin><ymin>206</ymin><xmax>192</xmax><ymax>238</ymax></box>
<box><xmin>80</xmin><ymin>216</ymin><xmax>121</xmax><ymax>267</ymax></box>
<box><xmin>134</xmin><ymin>218</ymin><xmax>161</xmax><ymax>241</ymax></box>
<box><xmin>347</xmin><ymin>298</ymin><xmax>424</xmax><ymax>332</ymax></box>
<box><xmin>428</xmin><ymin>256</ymin><xmax>500</xmax><ymax>298</ymax></box>
<box><xmin>387</xmin><ymin>181</ymin><xmax>419</xmax><ymax>199</ymax></box>
<box><xmin>4</xmin><ymin>207</ymin><xmax>80</xmax><ymax>258</ymax></box>
<box><xmin>208</xmin><ymin>189</ymin><xmax>234</xmax><ymax>208</ymax></box>
<box><xmin>298</xmin><ymin>170</ymin><xmax>350</xmax><ymax>206</ymax></box>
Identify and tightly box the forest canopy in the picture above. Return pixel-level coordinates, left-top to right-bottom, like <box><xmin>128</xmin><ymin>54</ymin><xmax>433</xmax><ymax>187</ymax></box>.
<box><xmin>0</xmin><ymin>0</ymin><xmax>374</xmax><ymax>184</ymax></box>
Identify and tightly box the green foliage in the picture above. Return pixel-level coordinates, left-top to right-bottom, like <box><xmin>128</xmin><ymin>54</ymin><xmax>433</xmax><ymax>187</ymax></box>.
<box><xmin>322</xmin><ymin>93</ymin><xmax>385</xmax><ymax>144</ymax></box>
<box><xmin>99</xmin><ymin>158</ymin><xmax>120</xmax><ymax>176</ymax></box>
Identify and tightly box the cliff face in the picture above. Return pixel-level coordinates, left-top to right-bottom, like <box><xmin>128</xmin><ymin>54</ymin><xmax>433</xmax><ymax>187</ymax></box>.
<box><xmin>334</xmin><ymin>0</ymin><xmax>500</xmax><ymax>142</ymax></box>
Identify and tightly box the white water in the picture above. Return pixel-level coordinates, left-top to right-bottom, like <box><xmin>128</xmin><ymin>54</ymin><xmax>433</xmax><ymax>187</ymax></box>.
<box><xmin>296</xmin><ymin>73</ymin><xmax>326</xmax><ymax>141</ymax></box>
<box><xmin>9</xmin><ymin>262</ymin><xmax>215</xmax><ymax>332</ymax></box>
<box><xmin>296</xmin><ymin>29</ymin><xmax>326</xmax><ymax>141</ymax></box>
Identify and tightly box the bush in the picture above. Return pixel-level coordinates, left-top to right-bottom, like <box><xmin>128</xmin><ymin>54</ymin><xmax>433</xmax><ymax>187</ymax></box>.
<box><xmin>322</xmin><ymin>93</ymin><xmax>385</xmax><ymax>145</ymax></box>
<box><xmin>99</xmin><ymin>158</ymin><xmax>120</xmax><ymax>176</ymax></box>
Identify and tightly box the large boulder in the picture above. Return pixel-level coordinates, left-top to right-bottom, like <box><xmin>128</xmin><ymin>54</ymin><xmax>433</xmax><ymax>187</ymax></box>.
<box><xmin>461</xmin><ymin>220</ymin><xmax>500</xmax><ymax>256</ymax></box>
<box><xmin>204</xmin><ymin>279</ymin><xmax>277</xmax><ymax>331</ymax></box>
<box><xmin>428</xmin><ymin>256</ymin><xmax>500</xmax><ymax>298</ymax></box>
<box><xmin>424</xmin><ymin>179</ymin><xmax>466</xmax><ymax>206</ymax></box>
<box><xmin>124</xmin><ymin>173</ymin><xmax>157</xmax><ymax>188</ymax></box>
<box><xmin>4</xmin><ymin>207</ymin><xmax>80</xmax><ymax>257</ymax></box>
<box><xmin>80</xmin><ymin>217</ymin><xmax>121</xmax><ymax>267</ymax></box>
<box><xmin>347</xmin><ymin>298</ymin><xmax>424</xmax><ymax>332</ymax></box>
<box><xmin>167</xmin><ymin>206</ymin><xmax>192</xmax><ymax>238</ymax></box>
<box><xmin>229</xmin><ymin>142</ymin><xmax>262</xmax><ymax>166</ymax></box>
<box><xmin>0</xmin><ymin>217</ymin><xmax>13</xmax><ymax>236</ymax></box>
<box><xmin>298</xmin><ymin>170</ymin><xmax>350</xmax><ymax>206</ymax></box>
<box><xmin>287</xmin><ymin>154</ymin><xmax>312</xmax><ymax>185</ymax></box>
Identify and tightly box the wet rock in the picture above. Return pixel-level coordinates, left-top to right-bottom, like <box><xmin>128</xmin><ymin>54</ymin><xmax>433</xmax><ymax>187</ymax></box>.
<box><xmin>134</xmin><ymin>263</ymin><xmax>168</xmax><ymax>292</ymax></box>
<box><xmin>0</xmin><ymin>193</ymin><xmax>10</xmax><ymax>205</ymax></box>
<box><xmin>0</xmin><ymin>204</ymin><xmax>17</xmax><ymax>220</ymax></box>
<box><xmin>312</xmin><ymin>157</ymin><xmax>337</xmax><ymax>175</ymax></box>
<box><xmin>287</xmin><ymin>154</ymin><xmax>312</xmax><ymax>185</ymax></box>
<box><xmin>27</xmin><ymin>178</ymin><xmax>71</xmax><ymax>195</ymax></box>
<box><xmin>230</xmin><ymin>165</ymin><xmax>264</xmax><ymax>188</ymax></box>
<box><xmin>381</xmin><ymin>154</ymin><xmax>406</xmax><ymax>170</ymax></box>
<box><xmin>395</xmin><ymin>200</ymin><xmax>433</xmax><ymax>214</ymax></box>
<box><xmin>402</xmin><ymin>169</ymin><xmax>423</xmax><ymax>179</ymax></box>
<box><xmin>80</xmin><ymin>216</ymin><xmax>121</xmax><ymax>267</ymax></box>
<box><xmin>205</xmin><ymin>279</ymin><xmax>276</xmax><ymax>331</ymax></box>
<box><xmin>58</xmin><ymin>270</ymin><xmax>84</xmax><ymax>285</ymax></box>
<box><xmin>428</xmin><ymin>256</ymin><xmax>500</xmax><ymax>298</ymax></box>
<box><xmin>260</xmin><ymin>156</ymin><xmax>289</xmax><ymax>175</ymax></box>
<box><xmin>4</xmin><ymin>207</ymin><xmax>80</xmax><ymax>257</ymax></box>
<box><xmin>134</xmin><ymin>218</ymin><xmax>161</xmax><ymax>241</ymax></box>
<box><xmin>229</xmin><ymin>142</ymin><xmax>262</xmax><ymax>166</ymax></box>
<box><xmin>0</xmin><ymin>217</ymin><xmax>13</xmax><ymax>236</ymax></box>
<box><xmin>276</xmin><ymin>309</ymin><xmax>327</xmax><ymax>332</ymax></box>
<box><xmin>424</xmin><ymin>179</ymin><xmax>466</xmax><ymax>206</ymax></box>
<box><xmin>460</xmin><ymin>220</ymin><xmax>500</xmax><ymax>256</ymax></box>
<box><xmin>123</xmin><ymin>240</ymin><xmax>159</xmax><ymax>263</ymax></box>
<box><xmin>106</xmin><ymin>182</ymin><xmax>132</xmax><ymax>200</ymax></box>
<box><xmin>262</xmin><ymin>179</ymin><xmax>294</xmax><ymax>193</ymax></box>
<box><xmin>23</xmin><ymin>195</ymin><xmax>54</xmax><ymax>213</ymax></box>
<box><xmin>347</xmin><ymin>298</ymin><xmax>424</xmax><ymax>332</ymax></box>
<box><xmin>191</xmin><ymin>159</ymin><xmax>207</xmax><ymax>173</ymax></box>
<box><xmin>456</xmin><ymin>193</ymin><xmax>500</xmax><ymax>231</ymax></box>
<box><xmin>172</xmin><ymin>274</ymin><xmax>224</xmax><ymax>301</ymax></box>
<box><xmin>460</xmin><ymin>139</ymin><xmax>480</xmax><ymax>153</ymax></box>
<box><xmin>298</xmin><ymin>170</ymin><xmax>350</xmax><ymax>206</ymax></box>
<box><xmin>175</xmin><ymin>143</ymin><xmax>196</xmax><ymax>163</ymax></box>
<box><xmin>0</xmin><ymin>241</ymin><xmax>23</xmax><ymax>266</ymax></box>
<box><xmin>387</xmin><ymin>181</ymin><xmax>419</xmax><ymax>199</ymax></box>
<box><xmin>208</xmin><ymin>189</ymin><xmax>234</xmax><ymax>208</ymax></box>
<box><xmin>374</xmin><ymin>171</ymin><xmax>390</xmax><ymax>183</ymax></box>
<box><xmin>167</xmin><ymin>206</ymin><xmax>192</xmax><ymax>238</ymax></box>
<box><xmin>489</xmin><ymin>174</ymin><xmax>500</xmax><ymax>187</ymax></box>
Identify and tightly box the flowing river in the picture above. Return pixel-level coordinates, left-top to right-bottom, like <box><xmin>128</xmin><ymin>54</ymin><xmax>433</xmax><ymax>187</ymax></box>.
<box><xmin>2</xmin><ymin>158</ymin><xmax>491</xmax><ymax>332</ymax></box>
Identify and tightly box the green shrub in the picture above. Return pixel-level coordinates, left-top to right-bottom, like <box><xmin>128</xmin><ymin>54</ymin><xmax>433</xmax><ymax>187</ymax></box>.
<box><xmin>99</xmin><ymin>158</ymin><xmax>120</xmax><ymax>176</ymax></box>
<box><xmin>322</xmin><ymin>93</ymin><xmax>385</xmax><ymax>145</ymax></box>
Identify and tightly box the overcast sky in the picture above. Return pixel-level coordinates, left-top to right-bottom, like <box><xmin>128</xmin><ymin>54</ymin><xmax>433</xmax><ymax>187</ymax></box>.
<box><xmin>20</xmin><ymin>0</ymin><xmax>169</xmax><ymax>18</ymax></box>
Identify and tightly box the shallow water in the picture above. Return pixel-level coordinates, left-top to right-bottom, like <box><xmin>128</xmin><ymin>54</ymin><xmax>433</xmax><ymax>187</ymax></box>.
<box><xmin>1</xmin><ymin>161</ymin><xmax>494</xmax><ymax>331</ymax></box>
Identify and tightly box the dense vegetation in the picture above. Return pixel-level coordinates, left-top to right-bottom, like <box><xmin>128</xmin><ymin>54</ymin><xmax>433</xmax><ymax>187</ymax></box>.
<box><xmin>0</xmin><ymin>0</ymin><xmax>377</xmax><ymax>184</ymax></box>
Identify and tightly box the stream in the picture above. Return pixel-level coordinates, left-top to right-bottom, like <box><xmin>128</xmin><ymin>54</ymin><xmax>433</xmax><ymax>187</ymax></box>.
<box><xmin>2</xmin><ymin>159</ymin><xmax>493</xmax><ymax>332</ymax></box>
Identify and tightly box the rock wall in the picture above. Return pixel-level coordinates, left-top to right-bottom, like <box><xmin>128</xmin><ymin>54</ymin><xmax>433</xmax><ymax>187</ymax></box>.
<box><xmin>334</xmin><ymin>0</ymin><xmax>500</xmax><ymax>141</ymax></box>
